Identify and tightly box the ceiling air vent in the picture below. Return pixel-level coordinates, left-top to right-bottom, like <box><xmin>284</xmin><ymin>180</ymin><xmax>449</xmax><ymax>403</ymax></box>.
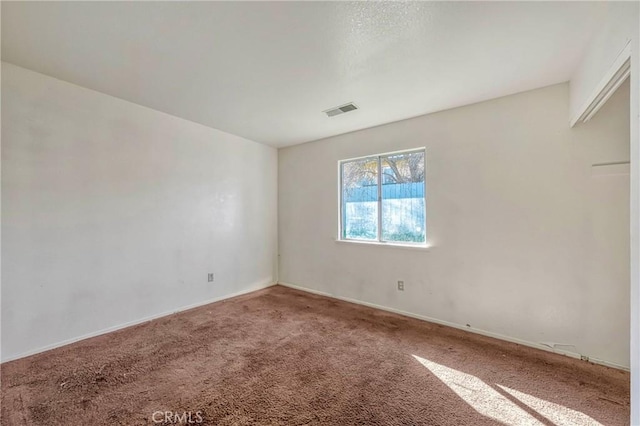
<box><xmin>324</xmin><ymin>102</ymin><xmax>358</xmax><ymax>117</ymax></box>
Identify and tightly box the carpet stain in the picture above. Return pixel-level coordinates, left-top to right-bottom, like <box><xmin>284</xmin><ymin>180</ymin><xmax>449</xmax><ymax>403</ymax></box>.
<box><xmin>0</xmin><ymin>285</ymin><xmax>630</xmax><ymax>425</ymax></box>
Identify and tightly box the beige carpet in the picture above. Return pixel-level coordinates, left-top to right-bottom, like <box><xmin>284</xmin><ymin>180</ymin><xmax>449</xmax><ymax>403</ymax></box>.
<box><xmin>1</xmin><ymin>285</ymin><xmax>630</xmax><ymax>425</ymax></box>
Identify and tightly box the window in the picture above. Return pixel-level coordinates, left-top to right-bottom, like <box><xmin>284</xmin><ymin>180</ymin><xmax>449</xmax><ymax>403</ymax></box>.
<box><xmin>339</xmin><ymin>148</ymin><xmax>426</xmax><ymax>245</ymax></box>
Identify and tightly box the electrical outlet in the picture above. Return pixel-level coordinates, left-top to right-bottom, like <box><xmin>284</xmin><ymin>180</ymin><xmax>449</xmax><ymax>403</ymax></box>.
<box><xmin>397</xmin><ymin>280</ymin><xmax>404</xmax><ymax>291</ymax></box>
<box><xmin>208</xmin><ymin>273</ymin><xmax>214</xmax><ymax>282</ymax></box>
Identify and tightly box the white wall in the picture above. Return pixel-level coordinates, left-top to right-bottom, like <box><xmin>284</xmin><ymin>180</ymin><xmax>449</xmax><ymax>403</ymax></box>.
<box><xmin>1</xmin><ymin>62</ymin><xmax>278</xmax><ymax>361</ymax></box>
<box><xmin>569</xmin><ymin>3</ymin><xmax>639</xmax><ymax>422</ymax></box>
<box><xmin>570</xmin><ymin>2</ymin><xmax>638</xmax><ymax>124</ymax></box>
<box><xmin>279</xmin><ymin>81</ymin><xmax>630</xmax><ymax>368</ymax></box>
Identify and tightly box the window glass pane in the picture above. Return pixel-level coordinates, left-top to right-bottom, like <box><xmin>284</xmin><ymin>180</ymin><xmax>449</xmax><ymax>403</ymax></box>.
<box><xmin>342</xmin><ymin>157</ymin><xmax>379</xmax><ymax>240</ymax></box>
<box><xmin>380</xmin><ymin>151</ymin><xmax>425</xmax><ymax>243</ymax></box>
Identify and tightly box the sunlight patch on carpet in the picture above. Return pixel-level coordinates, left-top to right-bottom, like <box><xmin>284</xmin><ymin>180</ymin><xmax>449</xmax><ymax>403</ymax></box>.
<box><xmin>412</xmin><ymin>355</ymin><xmax>602</xmax><ymax>426</ymax></box>
<box><xmin>496</xmin><ymin>385</ymin><xmax>602</xmax><ymax>426</ymax></box>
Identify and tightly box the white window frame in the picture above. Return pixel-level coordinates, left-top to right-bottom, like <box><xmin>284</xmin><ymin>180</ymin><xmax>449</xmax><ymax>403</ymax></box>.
<box><xmin>338</xmin><ymin>147</ymin><xmax>427</xmax><ymax>247</ymax></box>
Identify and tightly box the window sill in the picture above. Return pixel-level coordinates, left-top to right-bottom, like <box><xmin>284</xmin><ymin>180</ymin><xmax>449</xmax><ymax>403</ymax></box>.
<box><xmin>335</xmin><ymin>239</ymin><xmax>432</xmax><ymax>251</ymax></box>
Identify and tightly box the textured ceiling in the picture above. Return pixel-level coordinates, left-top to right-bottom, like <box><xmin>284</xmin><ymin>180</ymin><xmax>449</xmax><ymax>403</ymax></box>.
<box><xmin>2</xmin><ymin>2</ymin><xmax>606</xmax><ymax>147</ymax></box>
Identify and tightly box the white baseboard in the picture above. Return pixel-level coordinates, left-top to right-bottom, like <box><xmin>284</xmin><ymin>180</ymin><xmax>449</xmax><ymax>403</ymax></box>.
<box><xmin>278</xmin><ymin>281</ymin><xmax>629</xmax><ymax>372</ymax></box>
<box><xmin>1</xmin><ymin>280</ymin><xmax>276</xmax><ymax>363</ymax></box>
